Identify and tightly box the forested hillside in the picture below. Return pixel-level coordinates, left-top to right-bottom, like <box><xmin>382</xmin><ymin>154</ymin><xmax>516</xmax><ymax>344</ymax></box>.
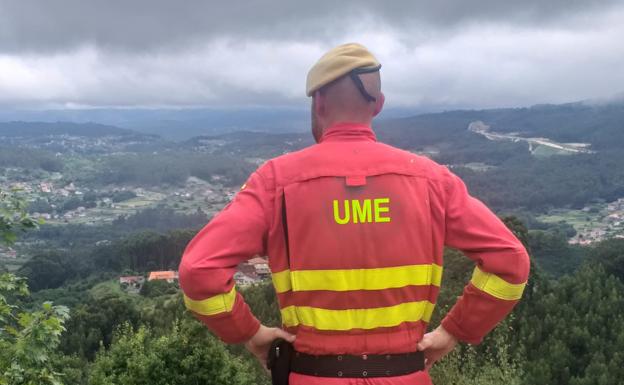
<box><xmin>3</xmin><ymin>194</ymin><xmax>624</xmax><ymax>384</ymax></box>
<box><xmin>2</xmin><ymin>100</ymin><xmax>624</xmax><ymax>384</ymax></box>
<box><xmin>375</xmin><ymin>101</ymin><xmax>624</xmax><ymax>211</ymax></box>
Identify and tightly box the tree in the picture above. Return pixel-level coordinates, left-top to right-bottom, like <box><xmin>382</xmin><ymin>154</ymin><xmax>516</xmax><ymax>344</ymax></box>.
<box><xmin>0</xmin><ymin>189</ymin><xmax>39</xmax><ymax>245</ymax></box>
<box><xmin>0</xmin><ymin>274</ymin><xmax>70</xmax><ymax>385</ymax></box>
<box><xmin>60</xmin><ymin>293</ymin><xmax>140</xmax><ymax>360</ymax></box>
<box><xmin>430</xmin><ymin>326</ymin><xmax>524</xmax><ymax>385</ymax></box>
<box><xmin>512</xmin><ymin>264</ymin><xmax>624</xmax><ymax>384</ymax></box>
<box><xmin>17</xmin><ymin>252</ymin><xmax>77</xmax><ymax>292</ymax></box>
<box><xmin>139</xmin><ymin>280</ymin><xmax>177</xmax><ymax>298</ymax></box>
<box><xmin>528</xmin><ymin>230</ymin><xmax>584</xmax><ymax>276</ymax></box>
<box><xmin>589</xmin><ymin>238</ymin><xmax>624</xmax><ymax>281</ymax></box>
<box><xmin>0</xmin><ymin>190</ymin><xmax>70</xmax><ymax>385</ymax></box>
<box><xmin>88</xmin><ymin>322</ymin><xmax>261</xmax><ymax>385</ymax></box>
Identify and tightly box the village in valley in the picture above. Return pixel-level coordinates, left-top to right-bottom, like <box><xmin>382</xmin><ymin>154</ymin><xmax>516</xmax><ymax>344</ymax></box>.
<box><xmin>0</xmin><ymin>175</ymin><xmax>236</xmax><ymax>225</ymax></box>
<box><xmin>3</xmin><ymin>124</ymin><xmax>624</xmax><ymax>276</ymax></box>
<box><xmin>1</xmin><ymin>164</ymin><xmax>272</xmax><ymax>293</ymax></box>
<box><xmin>0</xmin><ymin>127</ymin><xmax>266</xmax><ymax>277</ymax></box>
<box><xmin>0</xmin><ymin>173</ymin><xmax>239</xmax><ymax>266</ymax></box>
<box><xmin>538</xmin><ymin>198</ymin><xmax>624</xmax><ymax>245</ymax></box>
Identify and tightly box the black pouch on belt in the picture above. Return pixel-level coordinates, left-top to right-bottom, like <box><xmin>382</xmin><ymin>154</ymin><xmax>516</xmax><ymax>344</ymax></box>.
<box><xmin>266</xmin><ymin>338</ymin><xmax>294</xmax><ymax>385</ymax></box>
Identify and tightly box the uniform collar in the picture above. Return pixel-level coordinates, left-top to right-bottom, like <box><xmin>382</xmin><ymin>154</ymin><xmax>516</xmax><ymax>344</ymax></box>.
<box><xmin>319</xmin><ymin>122</ymin><xmax>377</xmax><ymax>143</ymax></box>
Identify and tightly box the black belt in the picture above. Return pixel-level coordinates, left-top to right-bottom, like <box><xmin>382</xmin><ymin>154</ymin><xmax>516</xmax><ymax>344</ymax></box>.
<box><xmin>290</xmin><ymin>350</ymin><xmax>425</xmax><ymax>378</ymax></box>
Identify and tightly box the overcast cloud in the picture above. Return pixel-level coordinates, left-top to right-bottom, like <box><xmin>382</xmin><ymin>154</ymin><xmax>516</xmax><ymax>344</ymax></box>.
<box><xmin>1</xmin><ymin>0</ymin><xmax>623</xmax><ymax>109</ymax></box>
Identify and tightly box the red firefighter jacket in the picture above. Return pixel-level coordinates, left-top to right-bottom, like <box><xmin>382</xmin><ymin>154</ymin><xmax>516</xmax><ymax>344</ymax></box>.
<box><xmin>178</xmin><ymin>122</ymin><xmax>530</xmax><ymax>383</ymax></box>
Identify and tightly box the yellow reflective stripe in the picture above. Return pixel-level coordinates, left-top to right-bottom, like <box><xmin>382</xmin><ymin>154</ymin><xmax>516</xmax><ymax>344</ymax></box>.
<box><xmin>280</xmin><ymin>301</ymin><xmax>436</xmax><ymax>331</ymax></box>
<box><xmin>291</xmin><ymin>264</ymin><xmax>443</xmax><ymax>292</ymax></box>
<box><xmin>183</xmin><ymin>286</ymin><xmax>236</xmax><ymax>316</ymax></box>
<box><xmin>272</xmin><ymin>269</ymin><xmax>292</xmax><ymax>293</ymax></box>
<box><xmin>272</xmin><ymin>264</ymin><xmax>442</xmax><ymax>294</ymax></box>
<box><xmin>470</xmin><ymin>266</ymin><xmax>526</xmax><ymax>301</ymax></box>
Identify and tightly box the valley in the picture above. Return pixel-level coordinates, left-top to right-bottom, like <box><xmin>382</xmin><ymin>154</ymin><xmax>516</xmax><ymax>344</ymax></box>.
<box><xmin>2</xmin><ymin>100</ymin><xmax>624</xmax><ymax>385</ymax></box>
<box><xmin>3</xmin><ymin>100</ymin><xmax>624</xmax><ymax>270</ymax></box>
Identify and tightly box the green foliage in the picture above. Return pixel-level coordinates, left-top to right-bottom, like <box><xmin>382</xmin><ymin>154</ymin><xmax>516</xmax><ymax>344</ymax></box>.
<box><xmin>88</xmin><ymin>322</ymin><xmax>259</xmax><ymax>385</ymax></box>
<box><xmin>240</xmin><ymin>283</ymin><xmax>281</xmax><ymax>327</ymax></box>
<box><xmin>112</xmin><ymin>206</ymin><xmax>208</xmax><ymax>233</ymax></box>
<box><xmin>0</xmin><ymin>147</ymin><xmax>63</xmax><ymax>173</ymax></box>
<box><xmin>512</xmin><ymin>264</ymin><xmax>624</xmax><ymax>384</ymax></box>
<box><xmin>23</xmin><ymin>223</ymin><xmax>118</xmax><ymax>249</ymax></box>
<box><xmin>50</xmin><ymin>355</ymin><xmax>88</xmax><ymax>385</ymax></box>
<box><xmin>91</xmin><ymin>153</ymin><xmax>255</xmax><ymax>187</ymax></box>
<box><xmin>139</xmin><ymin>280</ymin><xmax>177</xmax><ymax>298</ymax></box>
<box><xmin>20</xmin><ymin>226</ymin><xmax>196</xmax><ymax>292</ymax></box>
<box><xmin>30</xmin><ymin>275</ymin><xmax>114</xmax><ymax>309</ymax></box>
<box><xmin>105</xmin><ymin>230</ymin><xmax>193</xmax><ymax>272</ymax></box>
<box><xmin>588</xmin><ymin>238</ymin><xmax>624</xmax><ymax>281</ymax></box>
<box><xmin>17</xmin><ymin>252</ymin><xmax>79</xmax><ymax>292</ymax></box>
<box><xmin>430</xmin><ymin>320</ymin><xmax>524</xmax><ymax>385</ymax></box>
<box><xmin>110</xmin><ymin>190</ymin><xmax>137</xmax><ymax>203</ymax></box>
<box><xmin>456</xmin><ymin>150</ymin><xmax>624</xmax><ymax>210</ymax></box>
<box><xmin>96</xmin><ymin>154</ymin><xmax>189</xmax><ymax>186</ymax></box>
<box><xmin>60</xmin><ymin>292</ymin><xmax>140</xmax><ymax>360</ymax></box>
<box><xmin>0</xmin><ymin>189</ymin><xmax>71</xmax><ymax>383</ymax></box>
<box><xmin>528</xmin><ymin>230</ymin><xmax>585</xmax><ymax>276</ymax></box>
<box><xmin>4</xmin><ymin>185</ymin><xmax>623</xmax><ymax>385</ymax></box>
<box><xmin>0</xmin><ymin>274</ymin><xmax>70</xmax><ymax>385</ymax></box>
<box><xmin>139</xmin><ymin>294</ymin><xmax>186</xmax><ymax>333</ymax></box>
<box><xmin>0</xmin><ymin>190</ymin><xmax>40</xmax><ymax>246</ymax></box>
<box><xmin>27</xmin><ymin>207</ymin><xmax>205</xmax><ymax>250</ymax></box>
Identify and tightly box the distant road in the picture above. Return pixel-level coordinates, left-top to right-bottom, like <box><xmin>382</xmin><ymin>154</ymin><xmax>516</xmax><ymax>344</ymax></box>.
<box><xmin>468</xmin><ymin>121</ymin><xmax>595</xmax><ymax>154</ymax></box>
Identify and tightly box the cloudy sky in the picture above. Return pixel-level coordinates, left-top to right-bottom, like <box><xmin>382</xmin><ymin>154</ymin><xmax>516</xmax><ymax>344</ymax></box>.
<box><xmin>1</xmin><ymin>0</ymin><xmax>623</xmax><ymax>110</ymax></box>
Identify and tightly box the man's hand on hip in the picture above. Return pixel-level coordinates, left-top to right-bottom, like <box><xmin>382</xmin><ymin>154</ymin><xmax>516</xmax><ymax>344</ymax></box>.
<box><xmin>244</xmin><ymin>324</ymin><xmax>296</xmax><ymax>371</ymax></box>
<box><xmin>417</xmin><ymin>325</ymin><xmax>458</xmax><ymax>370</ymax></box>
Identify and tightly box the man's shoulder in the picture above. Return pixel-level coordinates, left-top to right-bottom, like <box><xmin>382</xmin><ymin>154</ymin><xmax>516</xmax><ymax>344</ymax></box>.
<box><xmin>254</xmin><ymin>141</ymin><xmax>453</xmax><ymax>185</ymax></box>
<box><xmin>253</xmin><ymin>145</ymin><xmax>318</xmax><ymax>185</ymax></box>
<box><xmin>375</xmin><ymin>141</ymin><xmax>451</xmax><ymax>180</ymax></box>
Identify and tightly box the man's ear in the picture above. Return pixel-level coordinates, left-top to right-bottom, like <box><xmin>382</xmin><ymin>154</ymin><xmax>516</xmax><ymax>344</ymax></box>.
<box><xmin>373</xmin><ymin>92</ymin><xmax>385</xmax><ymax>117</ymax></box>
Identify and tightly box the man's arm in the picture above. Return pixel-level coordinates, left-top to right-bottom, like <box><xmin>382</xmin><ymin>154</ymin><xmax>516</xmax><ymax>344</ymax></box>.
<box><xmin>440</xmin><ymin>170</ymin><xmax>531</xmax><ymax>344</ymax></box>
<box><xmin>178</xmin><ymin>170</ymin><xmax>270</xmax><ymax>343</ymax></box>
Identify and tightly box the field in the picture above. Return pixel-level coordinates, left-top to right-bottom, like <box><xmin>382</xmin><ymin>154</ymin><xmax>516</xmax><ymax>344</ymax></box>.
<box><xmin>538</xmin><ymin>201</ymin><xmax>624</xmax><ymax>243</ymax></box>
<box><xmin>531</xmin><ymin>144</ymin><xmax>574</xmax><ymax>157</ymax></box>
<box><xmin>460</xmin><ymin>162</ymin><xmax>497</xmax><ymax>172</ymax></box>
<box><xmin>538</xmin><ymin>208</ymin><xmax>602</xmax><ymax>229</ymax></box>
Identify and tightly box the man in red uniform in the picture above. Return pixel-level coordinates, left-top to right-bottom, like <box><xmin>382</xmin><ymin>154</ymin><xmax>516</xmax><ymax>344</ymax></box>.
<box><xmin>179</xmin><ymin>43</ymin><xmax>530</xmax><ymax>385</ymax></box>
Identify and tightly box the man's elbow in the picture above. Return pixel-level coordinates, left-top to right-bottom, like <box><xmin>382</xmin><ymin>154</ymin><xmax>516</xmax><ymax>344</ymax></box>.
<box><xmin>178</xmin><ymin>253</ymin><xmax>233</xmax><ymax>300</ymax></box>
<box><xmin>178</xmin><ymin>252</ymin><xmax>210</xmax><ymax>298</ymax></box>
<box><xmin>178</xmin><ymin>256</ymin><xmax>196</xmax><ymax>297</ymax></box>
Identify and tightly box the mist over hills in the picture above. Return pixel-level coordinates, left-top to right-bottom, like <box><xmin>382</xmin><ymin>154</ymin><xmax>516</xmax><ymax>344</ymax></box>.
<box><xmin>0</xmin><ymin>121</ymin><xmax>135</xmax><ymax>138</ymax></box>
<box><xmin>2</xmin><ymin>99</ymin><xmax>622</xmax><ymax>146</ymax></box>
<box><xmin>0</xmin><ymin>106</ymin><xmax>439</xmax><ymax>141</ymax></box>
<box><xmin>0</xmin><ymin>108</ymin><xmax>311</xmax><ymax>140</ymax></box>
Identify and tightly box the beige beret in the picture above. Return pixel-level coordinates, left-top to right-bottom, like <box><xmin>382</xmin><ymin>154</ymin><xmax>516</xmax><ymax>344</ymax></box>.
<box><xmin>306</xmin><ymin>43</ymin><xmax>381</xmax><ymax>97</ymax></box>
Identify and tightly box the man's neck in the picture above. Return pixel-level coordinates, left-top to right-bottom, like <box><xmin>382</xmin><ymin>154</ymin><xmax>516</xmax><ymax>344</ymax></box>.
<box><xmin>322</xmin><ymin>116</ymin><xmax>372</xmax><ymax>131</ymax></box>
